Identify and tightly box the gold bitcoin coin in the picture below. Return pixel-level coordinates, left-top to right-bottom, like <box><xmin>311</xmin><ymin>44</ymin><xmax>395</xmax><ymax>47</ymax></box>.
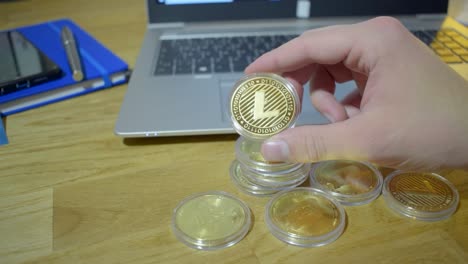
<box><xmin>230</xmin><ymin>73</ymin><xmax>300</xmax><ymax>139</ymax></box>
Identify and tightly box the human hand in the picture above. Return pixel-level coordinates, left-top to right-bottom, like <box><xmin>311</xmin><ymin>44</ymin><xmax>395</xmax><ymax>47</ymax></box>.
<box><xmin>245</xmin><ymin>17</ymin><xmax>468</xmax><ymax>171</ymax></box>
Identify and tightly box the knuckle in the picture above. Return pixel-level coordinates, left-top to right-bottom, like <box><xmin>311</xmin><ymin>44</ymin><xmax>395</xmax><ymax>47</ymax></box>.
<box><xmin>370</xmin><ymin>16</ymin><xmax>405</xmax><ymax>31</ymax></box>
<box><xmin>368</xmin><ymin>16</ymin><xmax>409</xmax><ymax>42</ymax></box>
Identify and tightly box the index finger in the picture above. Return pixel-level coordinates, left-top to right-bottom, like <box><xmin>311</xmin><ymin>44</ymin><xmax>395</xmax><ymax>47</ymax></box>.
<box><xmin>245</xmin><ymin>24</ymin><xmax>357</xmax><ymax>74</ymax></box>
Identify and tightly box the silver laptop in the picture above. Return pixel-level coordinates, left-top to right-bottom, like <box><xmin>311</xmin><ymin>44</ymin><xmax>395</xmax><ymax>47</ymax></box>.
<box><xmin>115</xmin><ymin>0</ymin><xmax>462</xmax><ymax>138</ymax></box>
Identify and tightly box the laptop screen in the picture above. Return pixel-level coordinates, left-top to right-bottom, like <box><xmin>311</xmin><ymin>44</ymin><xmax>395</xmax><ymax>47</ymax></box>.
<box><xmin>148</xmin><ymin>0</ymin><xmax>448</xmax><ymax>23</ymax></box>
<box><xmin>158</xmin><ymin>0</ymin><xmax>266</xmax><ymax>4</ymax></box>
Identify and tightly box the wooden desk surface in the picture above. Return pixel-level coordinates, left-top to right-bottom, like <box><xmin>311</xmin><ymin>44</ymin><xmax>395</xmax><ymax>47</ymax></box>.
<box><xmin>1</xmin><ymin>1</ymin><xmax>467</xmax><ymax>263</ymax></box>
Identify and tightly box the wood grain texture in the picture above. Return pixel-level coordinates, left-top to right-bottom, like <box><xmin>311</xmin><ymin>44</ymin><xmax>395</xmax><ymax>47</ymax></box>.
<box><xmin>0</xmin><ymin>190</ymin><xmax>52</xmax><ymax>264</ymax></box>
<box><xmin>0</xmin><ymin>1</ymin><xmax>467</xmax><ymax>263</ymax></box>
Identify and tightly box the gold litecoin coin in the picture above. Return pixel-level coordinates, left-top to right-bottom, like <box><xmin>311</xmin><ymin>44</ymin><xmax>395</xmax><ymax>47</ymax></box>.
<box><xmin>387</xmin><ymin>172</ymin><xmax>455</xmax><ymax>212</ymax></box>
<box><xmin>382</xmin><ymin>171</ymin><xmax>459</xmax><ymax>221</ymax></box>
<box><xmin>230</xmin><ymin>73</ymin><xmax>300</xmax><ymax>140</ymax></box>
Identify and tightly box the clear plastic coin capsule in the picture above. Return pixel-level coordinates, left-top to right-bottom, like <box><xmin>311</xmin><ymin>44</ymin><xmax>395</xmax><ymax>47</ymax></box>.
<box><xmin>382</xmin><ymin>171</ymin><xmax>459</xmax><ymax>221</ymax></box>
<box><xmin>172</xmin><ymin>191</ymin><xmax>252</xmax><ymax>250</ymax></box>
<box><xmin>240</xmin><ymin>162</ymin><xmax>310</xmax><ymax>187</ymax></box>
<box><xmin>229</xmin><ymin>73</ymin><xmax>301</xmax><ymax>140</ymax></box>
<box><xmin>309</xmin><ymin>160</ymin><xmax>383</xmax><ymax>206</ymax></box>
<box><xmin>230</xmin><ymin>161</ymin><xmax>281</xmax><ymax>196</ymax></box>
<box><xmin>265</xmin><ymin>187</ymin><xmax>346</xmax><ymax>247</ymax></box>
<box><xmin>235</xmin><ymin>136</ymin><xmax>302</xmax><ymax>173</ymax></box>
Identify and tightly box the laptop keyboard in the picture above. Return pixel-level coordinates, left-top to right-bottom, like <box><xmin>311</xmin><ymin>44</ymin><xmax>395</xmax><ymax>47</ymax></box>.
<box><xmin>154</xmin><ymin>34</ymin><xmax>297</xmax><ymax>75</ymax></box>
<box><xmin>411</xmin><ymin>28</ymin><xmax>467</xmax><ymax>64</ymax></box>
<box><xmin>154</xmin><ymin>29</ymin><xmax>467</xmax><ymax>76</ymax></box>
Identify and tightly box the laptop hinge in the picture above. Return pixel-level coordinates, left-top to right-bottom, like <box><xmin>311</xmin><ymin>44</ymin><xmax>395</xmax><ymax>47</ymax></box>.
<box><xmin>148</xmin><ymin>23</ymin><xmax>185</xmax><ymax>29</ymax></box>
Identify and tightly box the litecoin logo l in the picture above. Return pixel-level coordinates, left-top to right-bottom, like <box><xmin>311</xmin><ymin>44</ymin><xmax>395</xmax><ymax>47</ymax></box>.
<box><xmin>253</xmin><ymin>90</ymin><xmax>280</xmax><ymax>120</ymax></box>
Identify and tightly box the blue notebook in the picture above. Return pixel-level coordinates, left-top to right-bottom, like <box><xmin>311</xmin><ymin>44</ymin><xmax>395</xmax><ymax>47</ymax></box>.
<box><xmin>0</xmin><ymin>19</ymin><xmax>129</xmax><ymax>116</ymax></box>
<box><xmin>0</xmin><ymin>118</ymin><xmax>7</xmax><ymax>145</ymax></box>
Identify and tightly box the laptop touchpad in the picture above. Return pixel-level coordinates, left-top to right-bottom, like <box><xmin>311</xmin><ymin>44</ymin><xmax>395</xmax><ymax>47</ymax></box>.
<box><xmin>220</xmin><ymin>79</ymin><xmax>237</xmax><ymax>123</ymax></box>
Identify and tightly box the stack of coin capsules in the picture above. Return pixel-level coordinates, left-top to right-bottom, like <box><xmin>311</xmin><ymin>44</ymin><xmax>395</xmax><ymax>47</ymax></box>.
<box><xmin>230</xmin><ymin>137</ymin><xmax>310</xmax><ymax>196</ymax></box>
<box><xmin>228</xmin><ymin>73</ymin><xmax>307</xmax><ymax>196</ymax></box>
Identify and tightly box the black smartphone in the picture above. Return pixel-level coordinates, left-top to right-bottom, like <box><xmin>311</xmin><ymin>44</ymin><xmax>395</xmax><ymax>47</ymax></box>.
<box><xmin>0</xmin><ymin>30</ymin><xmax>63</xmax><ymax>96</ymax></box>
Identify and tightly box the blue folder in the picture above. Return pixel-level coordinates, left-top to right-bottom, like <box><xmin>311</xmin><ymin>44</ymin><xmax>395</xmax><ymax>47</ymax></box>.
<box><xmin>0</xmin><ymin>19</ymin><xmax>129</xmax><ymax>116</ymax></box>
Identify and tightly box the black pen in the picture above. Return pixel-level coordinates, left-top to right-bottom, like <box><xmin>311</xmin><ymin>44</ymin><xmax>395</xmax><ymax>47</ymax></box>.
<box><xmin>61</xmin><ymin>26</ymin><xmax>84</xmax><ymax>82</ymax></box>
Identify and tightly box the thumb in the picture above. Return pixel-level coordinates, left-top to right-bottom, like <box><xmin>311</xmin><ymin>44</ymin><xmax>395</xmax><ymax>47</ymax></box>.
<box><xmin>261</xmin><ymin>118</ymin><xmax>374</xmax><ymax>163</ymax></box>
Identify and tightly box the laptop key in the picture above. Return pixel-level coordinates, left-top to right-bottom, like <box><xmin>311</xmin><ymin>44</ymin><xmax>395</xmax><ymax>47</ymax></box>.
<box><xmin>232</xmin><ymin>57</ymin><xmax>249</xmax><ymax>72</ymax></box>
<box><xmin>216</xmin><ymin>64</ymin><xmax>231</xmax><ymax>73</ymax></box>
<box><xmin>444</xmin><ymin>42</ymin><xmax>461</xmax><ymax>49</ymax></box>
<box><xmin>423</xmin><ymin>30</ymin><xmax>440</xmax><ymax>39</ymax></box>
<box><xmin>442</xmin><ymin>28</ymin><xmax>459</xmax><ymax>37</ymax></box>
<box><xmin>412</xmin><ymin>30</ymin><xmax>433</xmax><ymax>45</ymax></box>
<box><xmin>436</xmin><ymin>36</ymin><xmax>452</xmax><ymax>43</ymax></box>
<box><xmin>434</xmin><ymin>48</ymin><xmax>453</xmax><ymax>56</ymax></box>
<box><xmin>155</xmin><ymin>65</ymin><xmax>173</xmax><ymax>75</ymax></box>
<box><xmin>440</xmin><ymin>54</ymin><xmax>463</xmax><ymax>63</ymax></box>
<box><xmin>175</xmin><ymin>59</ymin><xmax>193</xmax><ymax>74</ymax></box>
<box><xmin>214</xmin><ymin>57</ymin><xmax>231</xmax><ymax>73</ymax></box>
<box><xmin>155</xmin><ymin>59</ymin><xmax>174</xmax><ymax>75</ymax></box>
<box><xmin>452</xmin><ymin>48</ymin><xmax>468</xmax><ymax>56</ymax></box>
<box><xmin>195</xmin><ymin>58</ymin><xmax>212</xmax><ymax>74</ymax></box>
<box><xmin>430</xmin><ymin>41</ymin><xmax>444</xmax><ymax>49</ymax></box>
<box><xmin>452</xmin><ymin>36</ymin><xmax>468</xmax><ymax>48</ymax></box>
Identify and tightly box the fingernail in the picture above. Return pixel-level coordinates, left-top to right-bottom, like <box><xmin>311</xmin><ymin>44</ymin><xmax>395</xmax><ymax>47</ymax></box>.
<box><xmin>262</xmin><ymin>140</ymin><xmax>290</xmax><ymax>161</ymax></box>
<box><xmin>324</xmin><ymin>113</ymin><xmax>336</xmax><ymax>123</ymax></box>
